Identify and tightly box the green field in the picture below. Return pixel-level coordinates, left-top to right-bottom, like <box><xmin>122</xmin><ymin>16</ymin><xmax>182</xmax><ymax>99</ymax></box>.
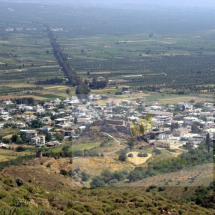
<box><xmin>51</xmin><ymin>142</ymin><xmax>101</xmax><ymax>153</ymax></box>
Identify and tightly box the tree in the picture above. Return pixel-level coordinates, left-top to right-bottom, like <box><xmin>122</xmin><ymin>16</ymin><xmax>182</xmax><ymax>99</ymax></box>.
<box><xmin>74</xmin><ymin>117</ymin><xmax>78</xmax><ymax>125</ymax></box>
<box><xmin>139</xmin><ymin>124</ymin><xmax>145</xmax><ymax>135</ymax></box>
<box><xmin>66</xmin><ymin>88</ymin><xmax>70</xmax><ymax>95</ymax></box>
<box><xmin>191</xmin><ymin>123</ymin><xmax>201</xmax><ymax>133</ymax></box>
<box><xmin>84</xmin><ymin>79</ymin><xmax>89</xmax><ymax>85</ymax></box>
<box><xmin>56</xmin><ymin>132</ymin><xmax>64</xmax><ymax>142</ymax></box>
<box><xmin>31</xmin><ymin>120</ymin><xmax>43</xmax><ymax>128</ymax></box>
<box><xmin>171</xmin><ymin>122</ymin><xmax>178</xmax><ymax>132</ymax></box>
<box><xmin>182</xmin><ymin>105</ymin><xmax>186</xmax><ymax>111</ymax></box>
<box><xmin>205</xmin><ymin>133</ymin><xmax>210</xmax><ymax>153</ymax></box>
<box><xmin>101</xmin><ymin>169</ymin><xmax>112</xmax><ymax>183</ymax></box>
<box><xmin>82</xmin><ymin>171</ymin><xmax>90</xmax><ymax>181</ymax></box>
<box><xmin>45</xmin><ymin>133</ymin><xmax>52</xmax><ymax>142</ymax></box>
<box><xmin>90</xmin><ymin>176</ymin><xmax>105</xmax><ymax>188</ymax></box>
<box><xmin>75</xmin><ymin>84</ymin><xmax>90</xmax><ymax>99</ymax></box>
<box><xmin>11</xmin><ymin>134</ymin><xmax>18</xmax><ymax>143</ymax></box>
<box><xmin>89</xmin><ymin>77</ymin><xmax>108</xmax><ymax>89</ymax></box>
<box><xmin>127</xmin><ymin>141</ymin><xmax>134</xmax><ymax>149</ymax></box>
<box><xmin>119</xmin><ymin>153</ymin><xmax>127</xmax><ymax>162</ymax></box>
<box><xmin>112</xmin><ymin>171</ymin><xmax>126</xmax><ymax>181</ymax></box>
<box><xmin>16</xmin><ymin>146</ymin><xmax>26</xmax><ymax>152</ymax></box>
<box><xmin>127</xmin><ymin>169</ymin><xmax>144</xmax><ymax>182</ymax></box>
<box><xmin>138</xmin><ymin>153</ymin><xmax>148</xmax><ymax>157</ymax></box>
<box><xmin>153</xmin><ymin>148</ymin><xmax>161</xmax><ymax>155</ymax></box>
<box><xmin>127</xmin><ymin>153</ymin><xmax>133</xmax><ymax>157</ymax></box>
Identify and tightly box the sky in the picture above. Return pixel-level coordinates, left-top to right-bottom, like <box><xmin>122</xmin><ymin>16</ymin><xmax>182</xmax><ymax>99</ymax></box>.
<box><xmin>3</xmin><ymin>0</ymin><xmax>215</xmax><ymax>9</ymax></box>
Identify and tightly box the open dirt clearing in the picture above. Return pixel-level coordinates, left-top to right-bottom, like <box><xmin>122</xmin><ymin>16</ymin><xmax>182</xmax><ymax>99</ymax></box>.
<box><xmin>126</xmin><ymin>152</ymin><xmax>152</xmax><ymax>165</ymax></box>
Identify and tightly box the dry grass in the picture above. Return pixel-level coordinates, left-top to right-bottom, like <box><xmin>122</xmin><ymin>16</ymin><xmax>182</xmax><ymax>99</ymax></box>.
<box><xmin>159</xmin><ymin>96</ymin><xmax>213</xmax><ymax>104</ymax></box>
<box><xmin>72</xmin><ymin>156</ymin><xmax>134</xmax><ymax>177</ymax></box>
<box><xmin>44</xmin><ymin>85</ymin><xmax>69</xmax><ymax>90</ymax></box>
<box><xmin>2</xmin><ymin>157</ymin><xmax>75</xmax><ymax>190</ymax></box>
<box><xmin>0</xmin><ymin>148</ymin><xmax>33</xmax><ymax>162</ymax></box>
<box><xmin>0</xmin><ymin>155</ymin><xmax>17</xmax><ymax>162</ymax></box>
<box><xmin>0</xmin><ymin>95</ymin><xmax>47</xmax><ymax>100</ymax></box>
<box><xmin>0</xmin><ymin>83</ymin><xmax>36</xmax><ymax>88</ymax></box>
<box><xmin>3</xmin><ymin>134</ymin><xmax>12</xmax><ymax>139</ymax></box>
<box><xmin>96</xmin><ymin>93</ymin><xmax>148</xmax><ymax>105</ymax></box>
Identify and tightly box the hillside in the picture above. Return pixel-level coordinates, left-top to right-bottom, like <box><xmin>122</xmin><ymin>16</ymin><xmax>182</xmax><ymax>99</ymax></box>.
<box><xmin>0</xmin><ymin>171</ymin><xmax>215</xmax><ymax>215</ymax></box>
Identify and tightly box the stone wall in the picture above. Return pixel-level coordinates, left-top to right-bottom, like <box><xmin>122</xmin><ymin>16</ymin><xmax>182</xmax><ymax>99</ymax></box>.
<box><xmin>105</xmin><ymin>120</ymin><xmax>124</xmax><ymax>126</ymax></box>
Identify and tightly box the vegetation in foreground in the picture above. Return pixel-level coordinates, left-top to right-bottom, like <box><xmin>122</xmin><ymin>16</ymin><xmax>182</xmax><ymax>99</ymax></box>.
<box><xmin>0</xmin><ymin>172</ymin><xmax>215</xmax><ymax>215</ymax></box>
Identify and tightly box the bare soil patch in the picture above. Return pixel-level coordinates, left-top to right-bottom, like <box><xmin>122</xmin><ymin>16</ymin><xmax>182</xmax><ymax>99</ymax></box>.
<box><xmin>126</xmin><ymin>152</ymin><xmax>152</xmax><ymax>165</ymax></box>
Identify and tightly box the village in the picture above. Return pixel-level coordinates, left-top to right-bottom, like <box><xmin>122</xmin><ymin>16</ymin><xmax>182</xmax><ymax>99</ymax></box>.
<box><xmin>0</xmin><ymin>86</ymin><xmax>214</xmax><ymax>152</ymax></box>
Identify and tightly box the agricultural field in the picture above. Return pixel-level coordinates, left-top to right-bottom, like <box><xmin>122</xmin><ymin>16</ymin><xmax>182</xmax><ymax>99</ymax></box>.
<box><xmin>0</xmin><ymin>145</ymin><xmax>34</xmax><ymax>162</ymax></box>
<box><xmin>0</xmin><ymin>2</ymin><xmax>214</xmax><ymax>102</ymax></box>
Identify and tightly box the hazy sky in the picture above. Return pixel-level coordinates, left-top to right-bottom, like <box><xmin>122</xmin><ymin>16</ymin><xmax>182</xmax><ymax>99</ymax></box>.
<box><xmin>59</xmin><ymin>0</ymin><xmax>215</xmax><ymax>8</ymax></box>
<box><xmin>3</xmin><ymin>0</ymin><xmax>215</xmax><ymax>9</ymax></box>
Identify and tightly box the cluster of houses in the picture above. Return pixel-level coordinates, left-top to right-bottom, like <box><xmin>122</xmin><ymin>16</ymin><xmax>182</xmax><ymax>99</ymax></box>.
<box><xmin>0</xmin><ymin>91</ymin><xmax>214</xmax><ymax>150</ymax></box>
<box><xmin>5</xmin><ymin>27</ymin><xmax>37</xmax><ymax>32</ymax></box>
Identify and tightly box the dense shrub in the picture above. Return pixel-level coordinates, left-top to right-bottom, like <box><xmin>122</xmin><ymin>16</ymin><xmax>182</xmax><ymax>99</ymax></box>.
<box><xmin>65</xmin><ymin>209</ymin><xmax>82</xmax><ymax>215</ymax></box>
<box><xmin>90</xmin><ymin>177</ymin><xmax>105</xmax><ymax>188</ymax></box>
<box><xmin>137</xmin><ymin>153</ymin><xmax>148</xmax><ymax>157</ymax></box>
<box><xmin>60</xmin><ymin>169</ymin><xmax>68</xmax><ymax>176</ymax></box>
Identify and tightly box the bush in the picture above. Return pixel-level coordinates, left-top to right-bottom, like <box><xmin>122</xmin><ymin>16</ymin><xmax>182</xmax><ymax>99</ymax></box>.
<box><xmin>90</xmin><ymin>177</ymin><xmax>105</xmax><ymax>188</ymax></box>
<box><xmin>108</xmin><ymin>179</ymin><xmax>118</xmax><ymax>185</ymax></box>
<box><xmin>75</xmin><ymin>167</ymin><xmax>80</xmax><ymax>172</ymax></box>
<box><xmin>72</xmin><ymin>205</ymin><xmax>87</xmax><ymax>213</ymax></box>
<box><xmin>3</xmin><ymin>178</ymin><xmax>16</xmax><ymax>187</ymax></box>
<box><xmin>101</xmin><ymin>169</ymin><xmax>112</xmax><ymax>183</ymax></box>
<box><xmin>65</xmin><ymin>209</ymin><xmax>82</xmax><ymax>215</ymax></box>
<box><xmin>112</xmin><ymin>171</ymin><xmax>126</xmax><ymax>181</ymax></box>
<box><xmin>82</xmin><ymin>171</ymin><xmax>90</xmax><ymax>181</ymax></box>
<box><xmin>137</xmin><ymin>153</ymin><xmax>148</xmax><ymax>157</ymax></box>
<box><xmin>149</xmin><ymin>184</ymin><xmax>157</xmax><ymax>189</ymax></box>
<box><xmin>15</xmin><ymin>177</ymin><xmax>24</xmax><ymax>186</ymax></box>
<box><xmin>16</xmin><ymin>146</ymin><xmax>26</xmax><ymax>152</ymax></box>
<box><xmin>60</xmin><ymin>169</ymin><xmax>68</xmax><ymax>176</ymax></box>
<box><xmin>146</xmin><ymin>188</ymin><xmax>150</xmax><ymax>192</ymax></box>
<box><xmin>152</xmin><ymin>148</ymin><xmax>162</xmax><ymax>155</ymax></box>
<box><xmin>110</xmin><ymin>209</ymin><xmax>124</xmax><ymax>215</ymax></box>
<box><xmin>158</xmin><ymin>187</ymin><xmax>166</xmax><ymax>192</ymax></box>
<box><xmin>119</xmin><ymin>153</ymin><xmax>127</xmax><ymax>162</ymax></box>
<box><xmin>115</xmin><ymin>92</ymin><xmax>122</xmax><ymax>95</ymax></box>
<box><xmin>127</xmin><ymin>153</ymin><xmax>133</xmax><ymax>157</ymax></box>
